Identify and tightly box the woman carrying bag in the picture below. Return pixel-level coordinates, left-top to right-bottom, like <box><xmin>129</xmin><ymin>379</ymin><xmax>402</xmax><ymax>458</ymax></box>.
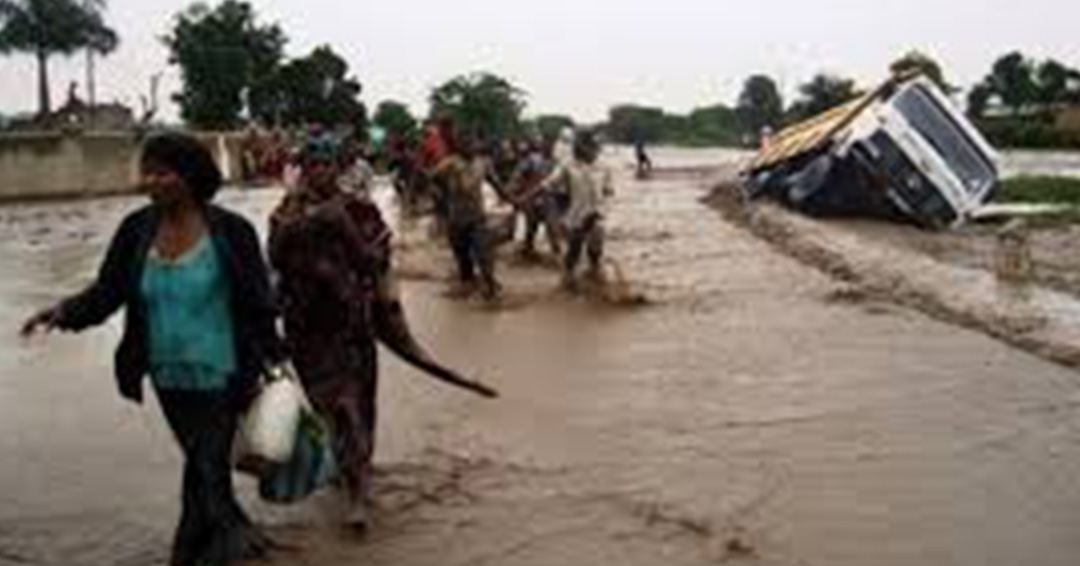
<box><xmin>21</xmin><ymin>132</ymin><xmax>287</xmax><ymax>566</ymax></box>
<box><xmin>269</xmin><ymin>134</ymin><xmax>497</xmax><ymax>533</ymax></box>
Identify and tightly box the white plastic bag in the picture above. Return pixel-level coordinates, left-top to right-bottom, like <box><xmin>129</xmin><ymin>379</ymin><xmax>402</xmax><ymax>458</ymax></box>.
<box><xmin>237</xmin><ymin>367</ymin><xmax>307</xmax><ymax>469</ymax></box>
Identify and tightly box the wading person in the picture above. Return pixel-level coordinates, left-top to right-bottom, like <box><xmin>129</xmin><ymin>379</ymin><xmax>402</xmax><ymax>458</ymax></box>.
<box><xmin>420</xmin><ymin>121</ymin><xmax>452</xmax><ymax>236</ymax></box>
<box><xmin>387</xmin><ymin>136</ymin><xmax>420</xmax><ymax>213</ymax></box>
<box><xmin>538</xmin><ymin>131</ymin><xmax>614</xmax><ymax>290</ymax></box>
<box><xmin>634</xmin><ymin>139</ymin><xmax>653</xmax><ymax>180</ymax></box>
<box><xmin>508</xmin><ymin>139</ymin><xmax>563</xmax><ymax>260</ymax></box>
<box><xmin>553</xmin><ymin>126</ymin><xmax>575</xmax><ymax>167</ymax></box>
<box><xmin>433</xmin><ymin>132</ymin><xmax>503</xmax><ymax>300</ymax></box>
<box><xmin>268</xmin><ymin>134</ymin><xmax>495</xmax><ymax>532</ymax></box>
<box><xmin>20</xmin><ymin>132</ymin><xmax>286</xmax><ymax>566</ymax></box>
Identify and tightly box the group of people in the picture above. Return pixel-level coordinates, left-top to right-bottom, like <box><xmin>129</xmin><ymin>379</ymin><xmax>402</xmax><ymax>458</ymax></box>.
<box><xmin>385</xmin><ymin>123</ymin><xmax>616</xmax><ymax>299</ymax></box>
<box><xmin>18</xmin><ymin>118</ymin><xmax>619</xmax><ymax>565</ymax></box>
<box><xmin>238</xmin><ymin>127</ymin><xmax>293</xmax><ymax>185</ymax></box>
<box><xmin>20</xmin><ymin>131</ymin><xmax>492</xmax><ymax>566</ymax></box>
<box><xmin>242</xmin><ymin>127</ymin><xmax>378</xmax><ymax>197</ymax></box>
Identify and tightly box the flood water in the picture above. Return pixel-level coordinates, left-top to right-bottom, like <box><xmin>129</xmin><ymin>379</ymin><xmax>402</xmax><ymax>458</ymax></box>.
<box><xmin>2</xmin><ymin>149</ymin><xmax>1080</xmax><ymax>565</ymax></box>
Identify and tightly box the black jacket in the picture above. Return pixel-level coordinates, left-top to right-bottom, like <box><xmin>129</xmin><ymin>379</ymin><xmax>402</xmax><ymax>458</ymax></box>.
<box><xmin>55</xmin><ymin>204</ymin><xmax>286</xmax><ymax>404</ymax></box>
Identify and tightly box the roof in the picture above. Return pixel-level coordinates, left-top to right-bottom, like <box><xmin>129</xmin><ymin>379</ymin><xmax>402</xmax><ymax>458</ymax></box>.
<box><xmin>745</xmin><ymin>72</ymin><xmax>928</xmax><ymax>174</ymax></box>
<box><xmin>746</xmin><ymin>95</ymin><xmax>869</xmax><ymax>173</ymax></box>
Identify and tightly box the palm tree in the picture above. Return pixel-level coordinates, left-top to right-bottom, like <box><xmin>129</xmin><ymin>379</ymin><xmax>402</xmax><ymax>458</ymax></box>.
<box><xmin>81</xmin><ymin>0</ymin><xmax>106</xmax><ymax>107</ymax></box>
<box><xmin>0</xmin><ymin>0</ymin><xmax>118</xmax><ymax>117</ymax></box>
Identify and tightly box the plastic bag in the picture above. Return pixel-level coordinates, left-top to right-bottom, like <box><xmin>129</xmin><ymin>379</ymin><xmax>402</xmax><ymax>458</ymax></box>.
<box><xmin>258</xmin><ymin>410</ymin><xmax>338</xmax><ymax>504</ymax></box>
<box><xmin>235</xmin><ymin>367</ymin><xmax>306</xmax><ymax>472</ymax></box>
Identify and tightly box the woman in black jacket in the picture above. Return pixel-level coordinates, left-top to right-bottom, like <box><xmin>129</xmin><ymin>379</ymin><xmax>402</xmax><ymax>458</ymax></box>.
<box><xmin>21</xmin><ymin>132</ymin><xmax>285</xmax><ymax>566</ymax></box>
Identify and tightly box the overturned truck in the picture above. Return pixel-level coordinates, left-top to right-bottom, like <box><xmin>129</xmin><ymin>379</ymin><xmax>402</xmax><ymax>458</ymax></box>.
<box><xmin>744</xmin><ymin>74</ymin><xmax>1000</xmax><ymax>229</ymax></box>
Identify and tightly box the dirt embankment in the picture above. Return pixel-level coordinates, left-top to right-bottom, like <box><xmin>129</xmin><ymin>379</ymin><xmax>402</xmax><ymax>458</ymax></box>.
<box><xmin>705</xmin><ymin>179</ymin><xmax>1080</xmax><ymax>369</ymax></box>
<box><xmin>849</xmin><ymin>220</ymin><xmax>1080</xmax><ymax>301</ymax></box>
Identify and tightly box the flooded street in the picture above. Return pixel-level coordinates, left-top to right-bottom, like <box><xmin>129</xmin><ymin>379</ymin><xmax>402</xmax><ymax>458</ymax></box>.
<box><xmin>3</xmin><ymin>150</ymin><xmax>1080</xmax><ymax>565</ymax></box>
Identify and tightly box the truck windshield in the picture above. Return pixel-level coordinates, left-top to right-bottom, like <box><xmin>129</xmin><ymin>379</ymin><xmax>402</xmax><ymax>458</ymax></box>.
<box><xmin>893</xmin><ymin>85</ymin><xmax>995</xmax><ymax>195</ymax></box>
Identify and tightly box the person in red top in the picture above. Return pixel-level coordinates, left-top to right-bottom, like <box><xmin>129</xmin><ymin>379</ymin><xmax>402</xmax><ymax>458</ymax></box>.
<box><xmin>419</xmin><ymin>119</ymin><xmax>455</xmax><ymax>234</ymax></box>
<box><xmin>419</xmin><ymin>122</ymin><xmax>449</xmax><ymax>171</ymax></box>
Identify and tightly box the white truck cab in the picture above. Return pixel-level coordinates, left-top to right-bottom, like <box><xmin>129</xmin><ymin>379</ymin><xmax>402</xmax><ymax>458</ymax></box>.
<box><xmin>837</xmin><ymin>77</ymin><xmax>1000</xmax><ymax>227</ymax></box>
<box><xmin>748</xmin><ymin>75</ymin><xmax>1000</xmax><ymax>229</ymax></box>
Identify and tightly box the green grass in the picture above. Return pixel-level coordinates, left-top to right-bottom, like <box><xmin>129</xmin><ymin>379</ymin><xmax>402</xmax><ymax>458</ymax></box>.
<box><xmin>996</xmin><ymin>175</ymin><xmax>1080</xmax><ymax>205</ymax></box>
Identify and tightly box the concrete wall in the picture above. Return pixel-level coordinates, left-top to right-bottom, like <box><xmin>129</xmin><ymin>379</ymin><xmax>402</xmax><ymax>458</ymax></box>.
<box><xmin>1055</xmin><ymin>108</ymin><xmax>1080</xmax><ymax>137</ymax></box>
<box><xmin>0</xmin><ymin>131</ymin><xmax>243</xmax><ymax>202</ymax></box>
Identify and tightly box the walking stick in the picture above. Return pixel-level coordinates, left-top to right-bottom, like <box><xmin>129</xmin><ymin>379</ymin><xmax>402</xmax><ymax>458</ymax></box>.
<box><xmin>375</xmin><ymin>301</ymin><xmax>500</xmax><ymax>399</ymax></box>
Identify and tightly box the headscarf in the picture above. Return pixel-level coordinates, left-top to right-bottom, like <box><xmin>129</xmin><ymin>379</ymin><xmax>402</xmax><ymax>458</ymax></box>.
<box><xmin>301</xmin><ymin>133</ymin><xmax>342</xmax><ymax>166</ymax></box>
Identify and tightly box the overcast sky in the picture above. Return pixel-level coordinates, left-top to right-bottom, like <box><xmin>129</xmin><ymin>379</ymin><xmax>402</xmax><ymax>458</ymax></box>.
<box><xmin>1</xmin><ymin>0</ymin><xmax>1078</xmax><ymax>122</ymax></box>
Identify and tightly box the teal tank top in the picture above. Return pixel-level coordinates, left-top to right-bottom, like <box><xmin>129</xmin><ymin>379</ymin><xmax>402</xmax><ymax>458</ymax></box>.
<box><xmin>140</xmin><ymin>235</ymin><xmax>238</xmax><ymax>391</ymax></box>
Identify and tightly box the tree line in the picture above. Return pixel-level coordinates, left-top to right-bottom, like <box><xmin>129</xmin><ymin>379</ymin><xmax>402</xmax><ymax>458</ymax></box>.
<box><xmin>966</xmin><ymin>52</ymin><xmax>1080</xmax><ymax>149</ymax></box>
<box><xmin>606</xmin><ymin>51</ymin><xmax>1080</xmax><ymax>149</ymax></box>
<box><xmin>3</xmin><ymin>1</ymin><xmax>1079</xmax><ymax>149</ymax></box>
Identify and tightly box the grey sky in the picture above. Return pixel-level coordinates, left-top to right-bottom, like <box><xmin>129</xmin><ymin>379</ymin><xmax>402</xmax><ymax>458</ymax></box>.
<box><xmin>1</xmin><ymin>0</ymin><xmax>1078</xmax><ymax>122</ymax></box>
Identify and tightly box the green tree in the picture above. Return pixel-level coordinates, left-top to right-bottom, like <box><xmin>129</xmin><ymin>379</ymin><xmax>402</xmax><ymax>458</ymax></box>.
<box><xmin>606</xmin><ymin>104</ymin><xmax>665</xmax><ymax>144</ymax></box>
<box><xmin>736</xmin><ymin>75</ymin><xmax>784</xmax><ymax>136</ymax></box>
<box><xmin>687</xmin><ymin>104</ymin><xmax>740</xmax><ymax>146</ymax></box>
<box><xmin>984</xmin><ymin>52</ymin><xmax>1037</xmax><ymax>115</ymax></box>
<box><xmin>889</xmin><ymin>50</ymin><xmax>954</xmax><ymax>92</ymax></box>
<box><xmin>967</xmin><ymin>83</ymin><xmax>993</xmax><ymax>119</ymax></box>
<box><xmin>373</xmin><ymin>100</ymin><xmax>418</xmax><ymax>141</ymax></box>
<box><xmin>429</xmin><ymin>72</ymin><xmax>527</xmax><ymax>142</ymax></box>
<box><xmin>1034</xmin><ymin>59</ymin><xmax>1080</xmax><ymax>106</ymax></box>
<box><xmin>661</xmin><ymin>113</ymin><xmax>690</xmax><ymax>143</ymax></box>
<box><xmin>271</xmin><ymin>45</ymin><xmax>365</xmax><ymax>128</ymax></box>
<box><xmin>0</xmin><ymin>0</ymin><xmax>118</xmax><ymax>116</ymax></box>
<box><xmin>81</xmin><ymin>0</ymin><xmax>110</xmax><ymax>106</ymax></box>
<box><xmin>164</xmin><ymin>0</ymin><xmax>285</xmax><ymax>129</ymax></box>
<box><xmin>533</xmin><ymin>114</ymin><xmax>575</xmax><ymax>142</ymax></box>
<box><xmin>604</xmin><ymin>104</ymin><xmax>740</xmax><ymax>147</ymax></box>
<box><xmin>788</xmin><ymin>74</ymin><xmax>861</xmax><ymax>121</ymax></box>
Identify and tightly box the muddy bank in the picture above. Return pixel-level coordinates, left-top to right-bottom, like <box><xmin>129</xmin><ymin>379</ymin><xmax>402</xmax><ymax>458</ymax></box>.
<box><xmin>846</xmin><ymin>220</ymin><xmax>1080</xmax><ymax>301</ymax></box>
<box><xmin>706</xmin><ymin>178</ymin><xmax>1080</xmax><ymax>369</ymax></box>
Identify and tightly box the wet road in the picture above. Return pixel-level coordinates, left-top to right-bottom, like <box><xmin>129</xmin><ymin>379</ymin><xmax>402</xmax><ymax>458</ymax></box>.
<box><xmin>2</xmin><ymin>151</ymin><xmax>1080</xmax><ymax>565</ymax></box>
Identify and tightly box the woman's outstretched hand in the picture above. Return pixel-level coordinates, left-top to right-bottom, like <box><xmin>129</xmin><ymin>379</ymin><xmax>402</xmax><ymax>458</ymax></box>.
<box><xmin>20</xmin><ymin>306</ymin><xmax>60</xmax><ymax>338</ymax></box>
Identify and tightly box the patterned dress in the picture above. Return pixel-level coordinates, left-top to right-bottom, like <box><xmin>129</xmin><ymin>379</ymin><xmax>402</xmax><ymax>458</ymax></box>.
<box><xmin>268</xmin><ymin>191</ymin><xmax>392</xmax><ymax>504</ymax></box>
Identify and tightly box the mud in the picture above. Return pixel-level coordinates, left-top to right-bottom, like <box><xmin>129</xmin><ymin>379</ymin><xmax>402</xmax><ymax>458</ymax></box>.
<box><xmin>4</xmin><ymin>151</ymin><xmax>1080</xmax><ymax>566</ymax></box>
<box><xmin>849</xmin><ymin>220</ymin><xmax>1080</xmax><ymax>302</ymax></box>
<box><xmin>707</xmin><ymin>179</ymin><xmax>1080</xmax><ymax>367</ymax></box>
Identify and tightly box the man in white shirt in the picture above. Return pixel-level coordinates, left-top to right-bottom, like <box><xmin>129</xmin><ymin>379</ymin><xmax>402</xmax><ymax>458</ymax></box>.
<box><xmin>537</xmin><ymin>130</ymin><xmax>614</xmax><ymax>289</ymax></box>
<box><xmin>553</xmin><ymin>126</ymin><xmax>575</xmax><ymax>167</ymax></box>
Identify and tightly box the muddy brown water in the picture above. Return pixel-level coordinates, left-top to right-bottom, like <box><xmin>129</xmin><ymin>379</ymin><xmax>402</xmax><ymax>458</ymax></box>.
<box><xmin>3</xmin><ymin>150</ymin><xmax>1080</xmax><ymax>565</ymax></box>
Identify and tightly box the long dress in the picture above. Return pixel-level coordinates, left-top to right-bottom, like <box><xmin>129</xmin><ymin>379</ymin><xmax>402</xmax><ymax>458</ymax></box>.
<box><xmin>268</xmin><ymin>191</ymin><xmax>392</xmax><ymax>511</ymax></box>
